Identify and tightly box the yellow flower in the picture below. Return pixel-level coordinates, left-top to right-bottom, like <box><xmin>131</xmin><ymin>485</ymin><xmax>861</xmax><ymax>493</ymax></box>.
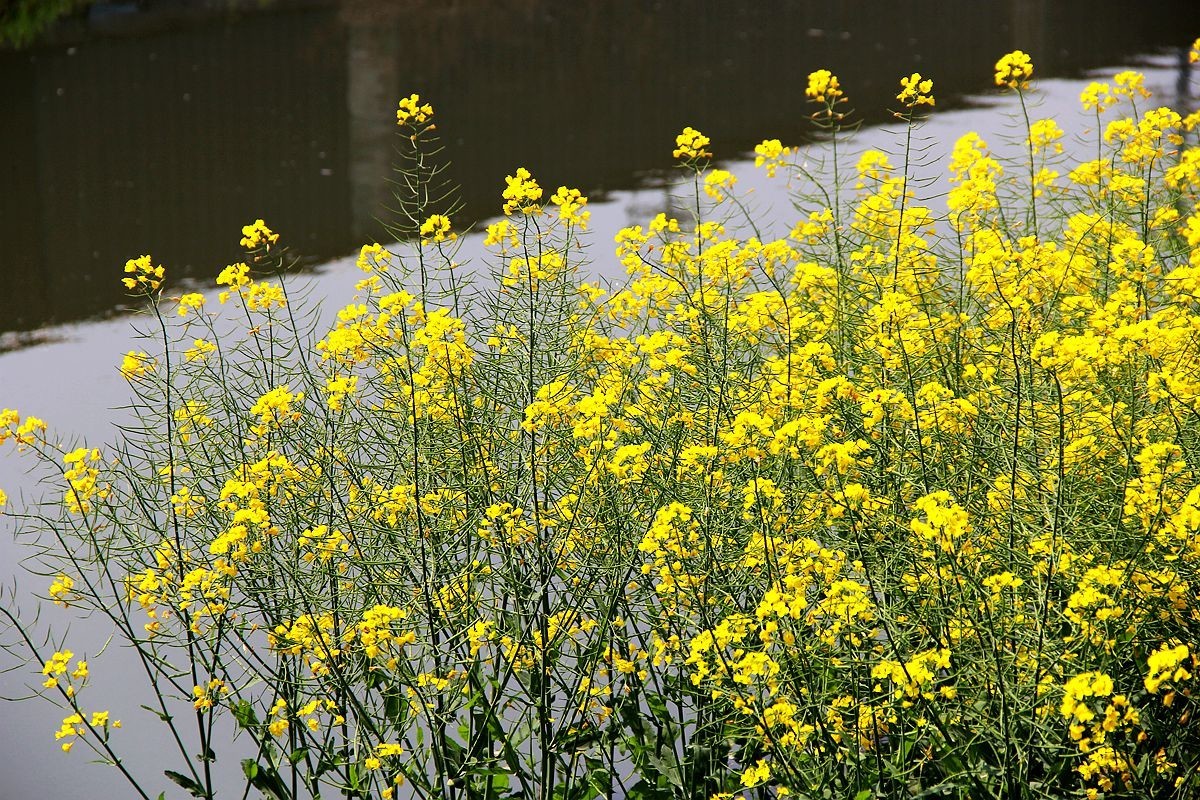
<box><xmin>672</xmin><ymin>126</ymin><xmax>712</xmax><ymax>162</ymax></box>
<box><xmin>1191</xmin><ymin>38</ymin><xmax>1200</xmax><ymax>65</ymax></box>
<box><xmin>42</xmin><ymin>650</ymin><xmax>73</xmax><ymax>688</ymax></box>
<box><xmin>375</xmin><ymin>743</ymin><xmax>405</xmax><ymax>757</ymax></box>
<box><xmin>1080</xmin><ymin>82</ymin><xmax>1116</xmax><ymax>113</ymax></box>
<box><xmin>55</xmin><ymin>712</ymin><xmax>85</xmax><ymax>751</ymax></box>
<box><xmin>216</xmin><ymin>262</ymin><xmax>251</xmax><ymax>303</ymax></box>
<box><xmin>994</xmin><ymin>50</ymin><xmax>1033</xmax><ymax>90</ymax></box>
<box><xmin>1027</xmin><ymin>118</ymin><xmax>1064</xmax><ymax>154</ymax></box>
<box><xmin>119</xmin><ymin>351</ymin><xmax>155</xmax><ymax>380</ymax></box>
<box><xmin>550</xmin><ymin>186</ymin><xmax>590</xmax><ymax>228</ymax></box>
<box><xmin>49</xmin><ymin>574</ymin><xmax>75</xmax><ymax>606</ymax></box>
<box><xmin>249</xmin><ymin>385</ymin><xmax>302</xmax><ymax>436</ymax></box>
<box><xmin>896</xmin><ymin>72</ymin><xmax>935</xmax><ymax>108</ymax></box>
<box><xmin>121</xmin><ymin>255</ymin><xmax>164</xmax><ymax>293</ymax></box>
<box><xmin>741</xmin><ymin>758</ymin><xmax>771</xmax><ymax>788</ymax></box>
<box><xmin>11</xmin><ymin>414</ymin><xmax>47</xmax><ymax>447</ymax></box>
<box><xmin>703</xmin><ymin>169</ymin><xmax>737</xmax><ymax>202</ymax></box>
<box><xmin>185</xmin><ymin>339</ymin><xmax>217</xmax><ymax>362</ymax></box>
<box><xmin>395</xmin><ymin>93</ymin><xmax>433</xmax><ymax>127</ymax></box>
<box><xmin>1113</xmin><ymin>70</ymin><xmax>1151</xmax><ymax>101</ymax></box>
<box><xmin>805</xmin><ymin>69</ymin><xmax>844</xmax><ymax>104</ymax></box>
<box><xmin>176</xmin><ymin>292</ymin><xmax>206</xmax><ymax>317</ymax></box>
<box><xmin>419</xmin><ymin>214</ymin><xmax>454</xmax><ymax>243</ymax></box>
<box><xmin>356</xmin><ymin>243</ymin><xmax>392</xmax><ymax>273</ymax></box>
<box><xmin>324</xmin><ymin>375</ymin><xmax>359</xmax><ymax>412</ymax></box>
<box><xmin>192</xmin><ymin>679</ymin><xmax>226</xmax><ymax>710</ymax></box>
<box><xmin>484</xmin><ymin>219</ymin><xmax>519</xmax><ymax>249</ymax></box>
<box><xmin>1145</xmin><ymin>642</ymin><xmax>1192</xmax><ymax>694</ymax></box>
<box><xmin>753</xmin><ymin>139</ymin><xmax>791</xmax><ymax>177</ymax></box>
<box><xmin>239</xmin><ymin>219</ymin><xmax>279</xmax><ymax>250</ymax></box>
<box><xmin>502</xmin><ymin>167</ymin><xmax>543</xmax><ymax>215</ymax></box>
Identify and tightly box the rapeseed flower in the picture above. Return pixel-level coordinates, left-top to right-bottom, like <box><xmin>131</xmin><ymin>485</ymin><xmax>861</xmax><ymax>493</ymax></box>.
<box><xmin>896</xmin><ymin>72</ymin><xmax>934</xmax><ymax>108</ymax></box>
<box><xmin>805</xmin><ymin>69</ymin><xmax>843</xmax><ymax>104</ymax></box>
<box><xmin>502</xmin><ymin>167</ymin><xmax>543</xmax><ymax>215</ymax></box>
<box><xmin>239</xmin><ymin>218</ymin><xmax>279</xmax><ymax>250</ymax></box>
<box><xmin>994</xmin><ymin>49</ymin><xmax>1033</xmax><ymax>90</ymax></box>
<box><xmin>120</xmin><ymin>254</ymin><xmax>163</xmax><ymax>293</ymax></box>
<box><xmin>395</xmin><ymin>93</ymin><xmax>433</xmax><ymax>127</ymax></box>
<box><xmin>176</xmin><ymin>292</ymin><xmax>206</xmax><ymax>316</ymax></box>
<box><xmin>419</xmin><ymin>214</ymin><xmax>454</xmax><ymax>242</ymax></box>
<box><xmin>672</xmin><ymin>126</ymin><xmax>711</xmax><ymax>161</ymax></box>
<box><xmin>753</xmin><ymin>138</ymin><xmax>791</xmax><ymax>177</ymax></box>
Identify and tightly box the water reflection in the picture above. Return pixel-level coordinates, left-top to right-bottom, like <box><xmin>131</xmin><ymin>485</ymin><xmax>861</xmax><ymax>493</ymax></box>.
<box><xmin>1</xmin><ymin>0</ymin><xmax>1198</xmax><ymax>338</ymax></box>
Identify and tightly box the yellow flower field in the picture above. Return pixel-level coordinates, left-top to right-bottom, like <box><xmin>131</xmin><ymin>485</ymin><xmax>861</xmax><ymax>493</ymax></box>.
<box><xmin>4</xmin><ymin>46</ymin><xmax>1200</xmax><ymax>799</ymax></box>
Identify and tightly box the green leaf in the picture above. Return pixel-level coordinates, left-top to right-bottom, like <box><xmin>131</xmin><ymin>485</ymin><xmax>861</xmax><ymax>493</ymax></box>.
<box><xmin>288</xmin><ymin>746</ymin><xmax>309</xmax><ymax>765</ymax></box>
<box><xmin>644</xmin><ymin>691</ymin><xmax>669</xmax><ymax>720</ymax></box>
<box><xmin>646</xmin><ymin>749</ymin><xmax>683</xmax><ymax>789</ymax></box>
<box><xmin>553</xmin><ymin>725</ymin><xmax>602</xmax><ymax>753</ymax></box>
<box><xmin>443</xmin><ymin>734</ymin><xmax>466</xmax><ymax>775</ymax></box>
<box><xmin>626</xmin><ymin>778</ymin><xmax>672</xmax><ymax>800</ymax></box>
<box><xmin>383</xmin><ymin>689</ymin><xmax>407</xmax><ymax>725</ymax></box>
<box><xmin>231</xmin><ymin>699</ymin><xmax>260</xmax><ymax>729</ymax></box>
<box><xmin>141</xmin><ymin>704</ymin><xmax>173</xmax><ymax>723</ymax></box>
<box><xmin>164</xmin><ymin>770</ymin><xmax>207</xmax><ymax>798</ymax></box>
<box><xmin>241</xmin><ymin>758</ymin><xmax>288</xmax><ymax>800</ymax></box>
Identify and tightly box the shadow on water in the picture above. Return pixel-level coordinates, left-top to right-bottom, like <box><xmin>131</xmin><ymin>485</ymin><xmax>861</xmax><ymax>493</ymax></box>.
<box><xmin>1</xmin><ymin>0</ymin><xmax>1199</xmax><ymax>336</ymax></box>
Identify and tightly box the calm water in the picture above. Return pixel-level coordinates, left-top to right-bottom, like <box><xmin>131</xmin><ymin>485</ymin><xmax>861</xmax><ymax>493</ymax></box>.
<box><xmin>2</xmin><ymin>1</ymin><xmax>1200</xmax><ymax>797</ymax></box>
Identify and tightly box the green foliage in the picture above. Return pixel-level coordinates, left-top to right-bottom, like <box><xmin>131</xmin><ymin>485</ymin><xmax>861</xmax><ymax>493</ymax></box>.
<box><xmin>0</xmin><ymin>0</ymin><xmax>89</xmax><ymax>48</ymax></box>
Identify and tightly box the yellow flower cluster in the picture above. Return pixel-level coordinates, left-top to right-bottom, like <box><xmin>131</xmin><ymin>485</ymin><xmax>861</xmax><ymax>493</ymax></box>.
<box><xmin>395</xmin><ymin>93</ymin><xmax>433</xmax><ymax>127</ymax></box>
<box><xmin>48</xmin><ymin>573</ymin><xmax>75</xmax><ymax>606</ymax></box>
<box><xmin>53</xmin><ymin>710</ymin><xmax>118</xmax><ymax>753</ymax></box>
<box><xmin>239</xmin><ymin>218</ymin><xmax>279</xmax><ymax>250</ymax></box>
<box><xmin>549</xmin><ymin>185</ymin><xmax>589</xmax><ymax>227</ymax></box>
<box><xmin>805</xmin><ymin>69</ymin><xmax>843</xmax><ymax>104</ymax></box>
<box><xmin>176</xmin><ymin>292</ymin><xmax>206</xmax><ymax>317</ymax></box>
<box><xmin>1144</xmin><ymin>642</ymin><xmax>1193</xmax><ymax>694</ymax></box>
<box><xmin>62</xmin><ymin>447</ymin><xmax>108</xmax><ymax>515</ymax></box>
<box><xmin>418</xmin><ymin>214</ymin><xmax>454</xmax><ymax>242</ymax></box>
<box><xmin>192</xmin><ymin>678</ymin><xmax>225</xmax><ymax>711</ymax></box>
<box><xmin>120</xmin><ymin>254</ymin><xmax>164</xmax><ymax>293</ymax></box>
<box><xmin>754</xmin><ymin>138</ymin><xmax>791</xmax><ymax>177</ymax></box>
<box><xmin>672</xmin><ymin>125</ymin><xmax>711</xmax><ymax>161</ymax></box>
<box><xmin>896</xmin><ymin>72</ymin><xmax>935</xmax><ymax>108</ymax></box>
<box><xmin>501</xmin><ymin>166</ymin><xmax>543</xmax><ymax>215</ymax></box>
<box><xmin>248</xmin><ymin>385</ymin><xmax>302</xmax><ymax>437</ymax></box>
<box><xmin>994</xmin><ymin>49</ymin><xmax>1034</xmax><ymax>90</ymax></box>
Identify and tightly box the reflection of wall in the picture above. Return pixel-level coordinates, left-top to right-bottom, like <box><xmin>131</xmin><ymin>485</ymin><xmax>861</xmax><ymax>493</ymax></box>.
<box><xmin>2</xmin><ymin>0</ymin><xmax>1199</xmax><ymax>334</ymax></box>
<box><xmin>385</xmin><ymin>0</ymin><xmax>1200</xmax><ymax>228</ymax></box>
<box><xmin>0</xmin><ymin>6</ymin><xmax>350</xmax><ymax>333</ymax></box>
<box><xmin>344</xmin><ymin>0</ymin><xmax>401</xmax><ymax>241</ymax></box>
<box><xmin>1011</xmin><ymin>0</ymin><xmax>1046</xmax><ymax>63</ymax></box>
